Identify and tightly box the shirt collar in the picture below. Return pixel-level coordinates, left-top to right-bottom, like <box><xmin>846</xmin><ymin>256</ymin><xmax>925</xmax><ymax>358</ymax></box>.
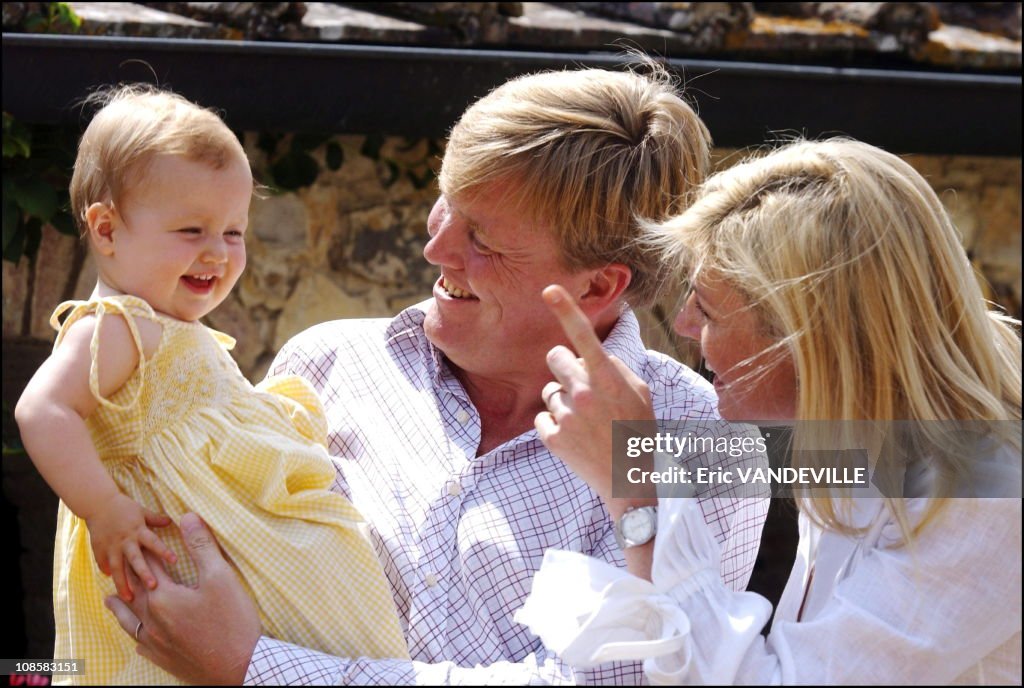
<box><xmin>384</xmin><ymin>299</ymin><xmax>446</xmax><ymax>386</ymax></box>
<box><xmin>599</xmin><ymin>304</ymin><xmax>648</xmax><ymax>377</ymax></box>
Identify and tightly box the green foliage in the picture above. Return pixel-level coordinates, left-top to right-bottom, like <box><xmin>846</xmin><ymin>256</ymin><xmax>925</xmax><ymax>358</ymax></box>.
<box><xmin>2</xmin><ymin>114</ymin><xmax>78</xmax><ymax>263</ymax></box>
<box><xmin>21</xmin><ymin>2</ymin><xmax>82</xmax><ymax>34</ymax></box>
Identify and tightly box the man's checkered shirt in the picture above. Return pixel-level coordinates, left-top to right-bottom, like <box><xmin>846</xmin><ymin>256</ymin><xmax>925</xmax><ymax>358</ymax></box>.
<box><xmin>244</xmin><ymin>303</ymin><xmax>769</xmax><ymax>685</ymax></box>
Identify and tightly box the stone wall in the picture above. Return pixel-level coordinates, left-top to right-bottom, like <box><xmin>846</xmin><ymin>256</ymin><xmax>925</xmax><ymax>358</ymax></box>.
<box><xmin>5</xmin><ymin>136</ymin><xmax>1020</xmax><ymax>383</ymax></box>
<box><xmin>901</xmin><ymin>151</ymin><xmax>1022</xmax><ymax>312</ymax></box>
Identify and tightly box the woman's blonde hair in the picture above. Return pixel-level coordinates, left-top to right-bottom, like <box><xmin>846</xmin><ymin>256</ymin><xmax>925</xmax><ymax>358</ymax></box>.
<box><xmin>440</xmin><ymin>61</ymin><xmax>711</xmax><ymax>307</ymax></box>
<box><xmin>650</xmin><ymin>138</ymin><xmax>1021</xmax><ymax>535</ymax></box>
<box><xmin>70</xmin><ymin>84</ymin><xmax>247</xmax><ymax>233</ymax></box>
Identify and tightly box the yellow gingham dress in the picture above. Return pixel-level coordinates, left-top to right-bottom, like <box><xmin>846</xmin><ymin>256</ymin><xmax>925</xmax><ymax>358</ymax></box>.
<box><xmin>50</xmin><ymin>295</ymin><xmax>408</xmax><ymax>685</ymax></box>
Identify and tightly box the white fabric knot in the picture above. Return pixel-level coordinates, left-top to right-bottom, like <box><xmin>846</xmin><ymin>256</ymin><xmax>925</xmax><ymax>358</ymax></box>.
<box><xmin>515</xmin><ymin>549</ymin><xmax>697</xmax><ymax>669</ymax></box>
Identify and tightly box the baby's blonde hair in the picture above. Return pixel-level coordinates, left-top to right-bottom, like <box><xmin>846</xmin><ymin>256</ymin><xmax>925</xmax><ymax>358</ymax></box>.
<box><xmin>70</xmin><ymin>84</ymin><xmax>248</xmax><ymax>233</ymax></box>
<box><xmin>651</xmin><ymin>138</ymin><xmax>1021</xmax><ymax>536</ymax></box>
<box><xmin>440</xmin><ymin>61</ymin><xmax>711</xmax><ymax>307</ymax></box>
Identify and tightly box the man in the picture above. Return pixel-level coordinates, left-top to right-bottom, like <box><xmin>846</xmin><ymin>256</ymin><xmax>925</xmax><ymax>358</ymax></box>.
<box><xmin>107</xmin><ymin>63</ymin><xmax>768</xmax><ymax>684</ymax></box>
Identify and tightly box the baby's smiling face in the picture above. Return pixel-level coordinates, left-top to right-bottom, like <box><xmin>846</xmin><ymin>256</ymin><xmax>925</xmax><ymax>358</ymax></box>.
<box><xmin>90</xmin><ymin>152</ymin><xmax>252</xmax><ymax>322</ymax></box>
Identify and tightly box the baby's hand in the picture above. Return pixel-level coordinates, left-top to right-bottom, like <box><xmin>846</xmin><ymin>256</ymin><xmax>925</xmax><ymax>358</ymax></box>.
<box><xmin>85</xmin><ymin>493</ymin><xmax>177</xmax><ymax>602</ymax></box>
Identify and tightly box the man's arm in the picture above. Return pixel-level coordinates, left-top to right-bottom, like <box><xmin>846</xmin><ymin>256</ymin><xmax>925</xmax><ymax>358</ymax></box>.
<box><xmin>244</xmin><ymin>638</ymin><xmax>535</xmax><ymax>685</ymax></box>
<box><xmin>243</xmin><ymin>511</ymin><xmax>644</xmax><ymax>685</ymax></box>
<box><xmin>244</xmin><ymin>638</ymin><xmax>644</xmax><ymax>685</ymax></box>
<box><xmin>108</xmin><ymin>513</ymin><xmax>643</xmax><ymax>685</ymax></box>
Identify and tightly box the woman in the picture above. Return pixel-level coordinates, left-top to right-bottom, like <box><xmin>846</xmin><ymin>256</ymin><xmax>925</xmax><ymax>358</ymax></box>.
<box><xmin>516</xmin><ymin>139</ymin><xmax>1021</xmax><ymax>684</ymax></box>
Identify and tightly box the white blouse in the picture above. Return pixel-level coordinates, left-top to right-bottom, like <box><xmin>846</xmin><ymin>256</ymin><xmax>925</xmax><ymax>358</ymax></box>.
<box><xmin>516</xmin><ymin>494</ymin><xmax>1022</xmax><ymax>684</ymax></box>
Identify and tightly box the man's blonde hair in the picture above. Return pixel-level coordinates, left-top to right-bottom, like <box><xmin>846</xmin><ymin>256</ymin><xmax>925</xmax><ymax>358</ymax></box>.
<box><xmin>651</xmin><ymin>138</ymin><xmax>1021</xmax><ymax>536</ymax></box>
<box><xmin>440</xmin><ymin>63</ymin><xmax>711</xmax><ymax>307</ymax></box>
<box><xmin>70</xmin><ymin>84</ymin><xmax>247</xmax><ymax>233</ymax></box>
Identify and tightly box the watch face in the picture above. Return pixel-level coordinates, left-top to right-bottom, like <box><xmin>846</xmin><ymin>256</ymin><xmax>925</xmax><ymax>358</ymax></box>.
<box><xmin>622</xmin><ymin>508</ymin><xmax>656</xmax><ymax>543</ymax></box>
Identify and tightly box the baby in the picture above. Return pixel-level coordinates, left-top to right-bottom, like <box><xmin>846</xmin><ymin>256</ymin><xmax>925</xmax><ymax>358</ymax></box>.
<box><xmin>15</xmin><ymin>85</ymin><xmax>407</xmax><ymax>685</ymax></box>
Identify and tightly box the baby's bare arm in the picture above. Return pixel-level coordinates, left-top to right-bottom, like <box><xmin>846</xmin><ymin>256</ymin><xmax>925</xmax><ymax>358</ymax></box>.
<box><xmin>15</xmin><ymin>314</ymin><xmax>174</xmax><ymax>599</ymax></box>
<box><xmin>16</xmin><ymin>315</ymin><xmax>133</xmax><ymax>516</ymax></box>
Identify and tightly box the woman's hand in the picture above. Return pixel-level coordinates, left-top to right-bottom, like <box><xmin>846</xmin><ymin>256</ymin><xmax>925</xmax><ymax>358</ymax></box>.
<box><xmin>534</xmin><ymin>285</ymin><xmax>657</xmax><ymax>512</ymax></box>
<box><xmin>84</xmin><ymin>492</ymin><xmax>176</xmax><ymax>601</ymax></box>
<box><xmin>105</xmin><ymin>513</ymin><xmax>262</xmax><ymax>685</ymax></box>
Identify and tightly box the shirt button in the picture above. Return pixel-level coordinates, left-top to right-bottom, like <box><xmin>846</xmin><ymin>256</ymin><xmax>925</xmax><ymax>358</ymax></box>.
<box><xmin>424</xmin><ymin>572</ymin><xmax>439</xmax><ymax>587</ymax></box>
<box><xmin>455</xmin><ymin>409</ymin><xmax>470</xmax><ymax>424</ymax></box>
<box><xmin>447</xmin><ymin>482</ymin><xmax>461</xmax><ymax>497</ymax></box>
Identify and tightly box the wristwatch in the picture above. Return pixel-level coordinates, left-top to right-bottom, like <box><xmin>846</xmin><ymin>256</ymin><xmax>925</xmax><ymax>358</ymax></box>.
<box><xmin>613</xmin><ymin>505</ymin><xmax>658</xmax><ymax>549</ymax></box>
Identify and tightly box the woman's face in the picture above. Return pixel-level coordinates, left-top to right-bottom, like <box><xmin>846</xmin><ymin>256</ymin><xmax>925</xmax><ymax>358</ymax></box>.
<box><xmin>674</xmin><ymin>275</ymin><xmax>798</xmax><ymax>421</ymax></box>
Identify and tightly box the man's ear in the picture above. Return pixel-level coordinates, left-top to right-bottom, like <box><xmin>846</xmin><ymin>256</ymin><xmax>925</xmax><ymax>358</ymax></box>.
<box><xmin>85</xmin><ymin>202</ymin><xmax>117</xmax><ymax>257</ymax></box>
<box><xmin>578</xmin><ymin>263</ymin><xmax>632</xmax><ymax>313</ymax></box>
